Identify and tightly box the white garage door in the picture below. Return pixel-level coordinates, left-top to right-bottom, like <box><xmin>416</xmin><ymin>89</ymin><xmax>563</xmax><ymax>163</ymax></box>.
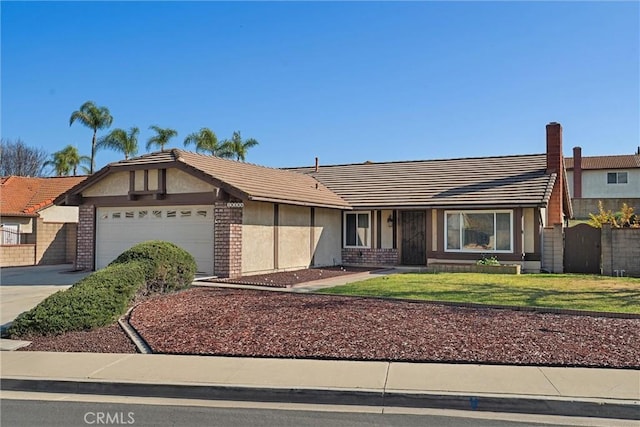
<box><xmin>96</xmin><ymin>205</ymin><xmax>214</xmax><ymax>275</ymax></box>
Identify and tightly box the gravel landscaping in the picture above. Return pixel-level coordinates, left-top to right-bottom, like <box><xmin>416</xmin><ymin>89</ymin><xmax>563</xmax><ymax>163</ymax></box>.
<box><xmin>209</xmin><ymin>266</ymin><xmax>379</xmax><ymax>287</ymax></box>
<box><xmin>128</xmin><ymin>287</ymin><xmax>640</xmax><ymax>368</ymax></box>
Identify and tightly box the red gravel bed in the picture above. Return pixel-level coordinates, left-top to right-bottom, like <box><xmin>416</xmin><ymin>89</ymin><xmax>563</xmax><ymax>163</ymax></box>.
<box><xmin>210</xmin><ymin>266</ymin><xmax>379</xmax><ymax>288</ymax></box>
<box><xmin>19</xmin><ymin>324</ymin><xmax>137</xmax><ymax>353</ymax></box>
<box><xmin>130</xmin><ymin>288</ymin><xmax>640</xmax><ymax>368</ymax></box>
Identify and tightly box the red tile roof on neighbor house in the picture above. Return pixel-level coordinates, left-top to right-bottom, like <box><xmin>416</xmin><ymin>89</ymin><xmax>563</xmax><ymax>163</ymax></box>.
<box><xmin>565</xmin><ymin>154</ymin><xmax>640</xmax><ymax>170</ymax></box>
<box><xmin>0</xmin><ymin>176</ymin><xmax>87</xmax><ymax>217</ymax></box>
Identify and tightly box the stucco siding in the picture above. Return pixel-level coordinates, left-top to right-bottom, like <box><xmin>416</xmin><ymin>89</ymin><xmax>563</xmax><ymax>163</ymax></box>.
<box><xmin>39</xmin><ymin>205</ymin><xmax>79</xmax><ymax>223</ymax></box>
<box><xmin>83</xmin><ymin>171</ymin><xmax>129</xmax><ymax>197</ymax></box>
<box><xmin>278</xmin><ymin>204</ymin><xmax>311</xmax><ymax>270</ymax></box>
<box><xmin>312</xmin><ymin>208</ymin><xmax>342</xmax><ymax>267</ymax></box>
<box><xmin>242</xmin><ymin>201</ymin><xmax>275</xmax><ymax>274</ymax></box>
<box><xmin>166</xmin><ymin>168</ymin><xmax>215</xmax><ymax>194</ymax></box>
<box><xmin>524</xmin><ymin>208</ymin><xmax>535</xmax><ymax>253</ymax></box>
<box><xmin>380</xmin><ymin>209</ymin><xmax>394</xmax><ymax>249</ymax></box>
<box><xmin>578</xmin><ymin>170</ymin><xmax>640</xmax><ymax>198</ymax></box>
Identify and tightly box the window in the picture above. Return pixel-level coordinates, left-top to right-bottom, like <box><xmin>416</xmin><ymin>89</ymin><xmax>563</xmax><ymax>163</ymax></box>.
<box><xmin>445</xmin><ymin>211</ymin><xmax>512</xmax><ymax>252</ymax></box>
<box><xmin>344</xmin><ymin>212</ymin><xmax>370</xmax><ymax>247</ymax></box>
<box><xmin>607</xmin><ymin>172</ymin><xmax>628</xmax><ymax>184</ymax></box>
<box><xmin>1</xmin><ymin>224</ymin><xmax>19</xmax><ymax>245</ymax></box>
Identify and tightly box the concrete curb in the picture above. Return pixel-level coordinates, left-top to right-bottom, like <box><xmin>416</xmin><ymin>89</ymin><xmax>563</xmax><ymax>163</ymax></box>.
<box><xmin>2</xmin><ymin>378</ymin><xmax>638</xmax><ymax>420</ymax></box>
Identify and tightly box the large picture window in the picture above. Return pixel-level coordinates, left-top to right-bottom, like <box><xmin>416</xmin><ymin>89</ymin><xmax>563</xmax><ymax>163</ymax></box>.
<box><xmin>344</xmin><ymin>212</ymin><xmax>370</xmax><ymax>248</ymax></box>
<box><xmin>445</xmin><ymin>211</ymin><xmax>512</xmax><ymax>252</ymax></box>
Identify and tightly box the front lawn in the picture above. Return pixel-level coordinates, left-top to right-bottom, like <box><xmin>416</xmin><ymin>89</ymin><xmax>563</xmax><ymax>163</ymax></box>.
<box><xmin>317</xmin><ymin>273</ymin><xmax>640</xmax><ymax>314</ymax></box>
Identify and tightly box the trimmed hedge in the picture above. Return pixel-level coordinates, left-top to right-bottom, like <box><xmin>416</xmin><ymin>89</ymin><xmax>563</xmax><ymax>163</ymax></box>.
<box><xmin>8</xmin><ymin>241</ymin><xmax>197</xmax><ymax>337</ymax></box>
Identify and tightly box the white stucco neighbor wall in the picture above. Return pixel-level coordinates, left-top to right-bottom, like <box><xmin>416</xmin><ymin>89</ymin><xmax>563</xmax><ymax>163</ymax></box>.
<box><xmin>83</xmin><ymin>171</ymin><xmax>129</xmax><ymax>197</ymax></box>
<box><xmin>568</xmin><ymin>169</ymin><xmax>640</xmax><ymax>198</ymax></box>
<box><xmin>278</xmin><ymin>204</ymin><xmax>311</xmax><ymax>270</ymax></box>
<box><xmin>312</xmin><ymin>208</ymin><xmax>342</xmax><ymax>267</ymax></box>
<box><xmin>39</xmin><ymin>205</ymin><xmax>79</xmax><ymax>223</ymax></box>
<box><xmin>242</xmin><ymin>201</ymin><xmax>275</xmax><ymax>275</ymax></box>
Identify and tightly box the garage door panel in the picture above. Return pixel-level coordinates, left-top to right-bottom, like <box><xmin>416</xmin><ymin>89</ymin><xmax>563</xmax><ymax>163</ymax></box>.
<box><xmin>96</xmin><ymin>206</ymin><xmax>214</xmax><ymax>275</ymax></box>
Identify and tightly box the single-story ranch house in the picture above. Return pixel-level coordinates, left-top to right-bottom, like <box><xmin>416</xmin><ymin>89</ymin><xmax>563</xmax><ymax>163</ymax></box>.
<box><xmin>56</xmin><ymin>122</ymin><xmax>572</xmax><ymax>277</ymax></box>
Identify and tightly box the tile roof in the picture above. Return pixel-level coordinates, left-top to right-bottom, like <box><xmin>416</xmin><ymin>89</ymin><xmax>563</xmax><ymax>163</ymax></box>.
<box><xmin>68</xmin><ymin>150</ymin><xmax>351</xmax><ymax>210</ymax></box>
<box><xmin>290</xmin><ymin>154</ymin><xmax>556</xmax><ymax>209</ymax></box>
<box><xmin>1</xmin><ymin>176</ymin><xmax>87</xmax><ymax>216</ymax></box>
<box><xmin>565</xmin><ymin>154</ymin><xmax>640</xmax><ymax>170</ymax></box>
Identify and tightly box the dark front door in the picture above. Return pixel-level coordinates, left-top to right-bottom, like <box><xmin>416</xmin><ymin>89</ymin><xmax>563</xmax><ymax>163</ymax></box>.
<box><xmin>564</xmin><ymin>223</ymin><xmax>601</xmax><ymax>274</ymax></box>
<box><xmin>401</xmin><ymin>210</ymin><xmax>426</xmax><ymax>265</ymax></box>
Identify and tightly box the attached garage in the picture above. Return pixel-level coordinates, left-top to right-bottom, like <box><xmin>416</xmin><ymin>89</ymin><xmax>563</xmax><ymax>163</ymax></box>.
<box><xmin>95</xmin><ymin>205</ymin><xmax>214</xmax><ymax>275</ymax></box>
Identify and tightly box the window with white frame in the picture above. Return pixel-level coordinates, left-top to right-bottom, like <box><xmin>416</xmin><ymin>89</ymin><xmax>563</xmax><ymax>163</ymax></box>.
<box><xmin>607</xmin><ymin>172</ymin><xmax>628</xmax><ymax>184</ymax></box>
<box><xmin>344</xmin><ymin>212</ymin><xmax>370</xmax><ymax>248</ymax></box>
<box><xmin>445</xmin><ymin>211</ymin><xmax>512</xmax><ymax>252</ymax></box>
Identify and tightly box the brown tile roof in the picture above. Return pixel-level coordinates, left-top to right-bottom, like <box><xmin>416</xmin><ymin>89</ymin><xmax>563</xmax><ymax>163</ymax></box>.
<box><xmin>1</xmin><ymin>176</ymin><xmax>87</xmax><ymax>216</ymax></box>
<box><xmin>67</xmin><ymin>150</ymin><xmax>350</xmax><ymax>210</ymax></box>
<box><xmin>290</xmin><ymin>154</ymin><xmax>556</xmax><ymax>209</ymax></box>
<box><xmin>565</xmin><ymin>154</ymin><xmax>640</xmax><ymax>170</ymax></box>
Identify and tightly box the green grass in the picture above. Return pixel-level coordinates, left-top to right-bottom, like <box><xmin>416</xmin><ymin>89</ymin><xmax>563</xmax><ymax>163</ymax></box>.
<box><xmin>317</xmin><ymin>273</ymin><xmax>640</xmax><ymax>314</ymax></box>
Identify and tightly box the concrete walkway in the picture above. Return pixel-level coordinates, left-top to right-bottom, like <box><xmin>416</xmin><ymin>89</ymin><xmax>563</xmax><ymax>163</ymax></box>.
<box><xmin>1</xmin><ymin>351</ymin><xmax>638</xmax><ymax>420</ymax></box>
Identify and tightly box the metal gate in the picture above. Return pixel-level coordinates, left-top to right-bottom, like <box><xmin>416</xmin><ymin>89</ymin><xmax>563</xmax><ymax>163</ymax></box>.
<box><xmin>400</xmin><ymin>210</ymin><xmax>426</xmax><ymax>265</ymax></box>
<box><xmin>564</xmin><ymin>223</ymin><xmax>601</xmax><ymax>274</ymax></box>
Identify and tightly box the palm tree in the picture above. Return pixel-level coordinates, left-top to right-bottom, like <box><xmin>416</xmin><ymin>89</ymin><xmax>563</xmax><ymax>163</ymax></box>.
<box><xmin>45</xmin><ymin>145</ymin><xmax>90</xmax><ymax>176</ymax></box>
<box><xmin>183</xmin><ymin>128</ymin><xmax>227</xmax><ymax>156</ymax></box>
<box><xmin>97</xmin><ymin>127</ymin><xmax>139</xmax><ymax>160</ymax></box>
<box><xmin>220</xmin><ymin>131</ymin><xmax>259</xmax><ymax>162</ymax></box>
<box><xmin>146</xmin><ymin>125</ymin><xmax>177</xmax><ymax>152</ymax></box>
<box><xmin>69</xmin><ymin>101</ymin><xmax>113</xmax><ymax>174</ymax></box>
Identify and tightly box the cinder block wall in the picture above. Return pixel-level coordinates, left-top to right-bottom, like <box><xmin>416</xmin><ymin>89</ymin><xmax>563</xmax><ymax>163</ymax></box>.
<box><xmin>542</xmin><ymin>224</ymin><xmax>564</xmax><ymax>273</ymax></box>
<box><xmin>35</xmin><ymin>220</ymin><xmax>68</xmax><ymax>265</ymax></box>
<box><xmin>601</xmin><ymin>225</ymin><xmax>640</xmax><ymax>277</ymax></box>
<box><xmin>0</xmin><ymin>245</ymin><xmax>36</xmax><ymax>267</ymax></box>
<box><xmin>572</xmin><ymin>198</ymin><xmax>640</xmax><ymax>220</ymax></box>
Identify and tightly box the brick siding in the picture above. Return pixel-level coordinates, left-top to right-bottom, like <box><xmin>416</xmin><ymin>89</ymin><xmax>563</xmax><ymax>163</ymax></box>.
<box><xmin>214</xmin><ymin>201</ymin><xmax>243</xmax><ymax>278</ymax></box>
<box><xmin>342</xmin><ymin>248</ymin><xmax>398</xmax><ymax>265</ymax></box>
<box><xmin>76</xmin><ymin>205</ymin><xmax>95</xmax><ymax>270</ymax></box>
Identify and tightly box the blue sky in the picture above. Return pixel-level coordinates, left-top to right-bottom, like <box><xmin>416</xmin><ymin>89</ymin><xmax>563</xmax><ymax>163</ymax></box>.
<box><xmin>2</xmin><ymin>1</ymin><xmax>638</xmax><ymax>172</ymax></box>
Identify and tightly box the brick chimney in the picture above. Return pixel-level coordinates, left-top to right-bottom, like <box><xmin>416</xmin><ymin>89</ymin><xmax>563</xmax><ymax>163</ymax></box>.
<box><xmin>546</xmin><ymin>122</ymin><xmax>564</xmax><ymax>225</ymax></box>
<box><xmin>572</xmin><ymin>146</ymin><xmax>582</xmax><ymax>198</ymax></box>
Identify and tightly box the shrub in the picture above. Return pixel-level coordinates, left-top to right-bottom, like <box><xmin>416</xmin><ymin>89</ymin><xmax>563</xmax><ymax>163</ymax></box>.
<box><xmin>109</xmin><ymin>240</ymin><xmax>196</xmax><ymax>294</ymax></box>
<box><xmin>8</xmin><ymin>262</ymin><xmax>146</xmax><ymax>337</ymax></box>
<box><xmin>8</xmin><ymin>241</ymin><xmax>197</xmax><ymax>337</ymax></box>
<box><xmin>476</xmin><ymin>256</ymin><xmax>500</xmax><ymax>266</ymax></box>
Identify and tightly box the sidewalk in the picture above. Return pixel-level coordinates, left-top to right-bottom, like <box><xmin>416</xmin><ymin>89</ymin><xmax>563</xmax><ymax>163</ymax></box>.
<box><xmin>1</xmin><ymin>351</ymin><xmax>638</xmax><ymax>420</ymax></box>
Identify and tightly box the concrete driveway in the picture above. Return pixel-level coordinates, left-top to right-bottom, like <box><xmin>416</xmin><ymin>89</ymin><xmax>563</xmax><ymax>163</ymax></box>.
<box><xmin>1</xmin><ymin>264</ymin><xmax>91</xmax><ymax>327</ymax></box>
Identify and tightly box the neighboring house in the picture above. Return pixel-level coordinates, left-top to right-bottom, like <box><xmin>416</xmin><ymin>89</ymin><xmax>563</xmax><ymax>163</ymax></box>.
<box><xmin>565</xmin><ymin>147</ymin><xmax>640</xmax><ymax>219</ymax></box>
<box><xmin>56</xmin><ymin>122</ymin><xmax>572</xmax><ymax>277</ymax></box>
<box><xmin>1</xmin><ymin>176</ymin><xmax>86</xmax><ymax>267</ymax></box>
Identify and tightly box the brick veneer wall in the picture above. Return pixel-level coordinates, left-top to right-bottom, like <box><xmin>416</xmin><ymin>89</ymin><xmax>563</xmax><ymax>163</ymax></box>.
<box><xmin>0</xmin><ymin>245</ymin><xmax>36</xmax><ymax>267</ymax></box>
<box><xmin>76</xmin><ymin>205</ymin><xmax>95</xmax><ymax>270</ymax></box>
<box><xmin>342</xmin><ymin>248</ymin><xmax>398</xmax><ymax>265</ymax></box>
<box><xmin>214</xmin><ymin>201</ymin><xmax>243</xmax><ymax>278</ymax></box>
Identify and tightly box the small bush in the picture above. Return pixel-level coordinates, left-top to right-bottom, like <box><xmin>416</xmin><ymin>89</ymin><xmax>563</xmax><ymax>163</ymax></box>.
<box><xmin>109</xmin><ymin>240</ymin><xmax>196</xmax><ymax>294</ymax></box>
<box><xmin>8</xmin><ymin>262</ymin><xmax>146</xmax><ymax>337</ymax></box>
<box><xmin>8</xmin><ymin>241</ymin><xmax>197</xmax><ymax>337</ymax></box>
<box><xmin>476</xmin><ymin>256</ymin><xmax>500</xmax><ymax>266</ymax></box>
